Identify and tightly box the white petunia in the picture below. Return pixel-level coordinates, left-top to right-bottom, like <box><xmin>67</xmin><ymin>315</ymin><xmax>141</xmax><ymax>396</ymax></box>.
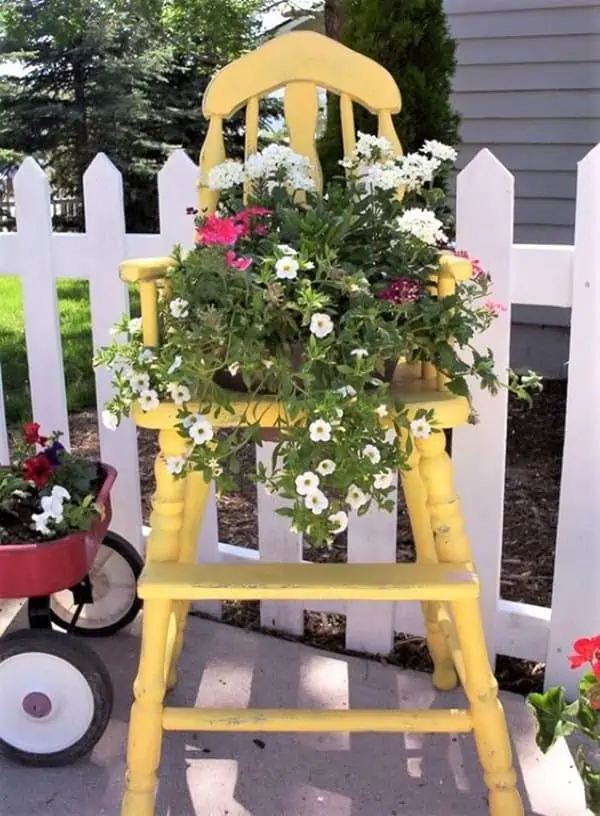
<box><xmin>295</xmin><ymin>471</ymin><xmax>320</xmax><ymax>496</ymax></box>
<box><xmin>128</xmin><ymin>317</ymin><xmax>142</xmax><ymax>335</ymax></box>
<box><xmin>346</xmin><ymin>484</ymin><xmax>369</xmax><ymax>511</ymax></box>
<box><xmin>410</xmin><ymin>417</ymin><xmax>432</xmax><ymax>439</ymax></box>
<box><xmin>138</xmin><ymin>389</ymin><xmax>159</xmax><ymax>412</ymax></box>
<box><xmin>228</xmin><ymin>361</ymin><xmax>240</xmax><ymax>376</ymax></box>
<box><xmin>309</xmin><ymin>419</ymin><xmax>332</xmax><ymax>442</ymax></box>
<box><xmin>304</xmin><ymin>488</ymin><xmax>329</xmax><ymax>515</ymax></box>
<box><xmin>207</xmin><ymin>159</ymin><xmax>246</xmax><ymax>190</ymax></box>
<box><xmin>396</xmin><ymin>208</ymin><xmax>446</xmax><ymax>246</ymax></box>
<box><xmin>40</xmin><ymin>495</ymin><xmax>64</xmax><ymax>523</ymax></box>
<box><xmin>51</xmin><ymin>485</ymin><xmax>70</xmax><ymax>504</ymax></box>
<box><xmin>336</xmin><ymin>385</ymin><xmax>357</xmax><ymax>399</ymax></box>
<box><xmin>328</xmin><ymin>510</ymin><xmax>348</xmax><ymax>535</ymax></box>
<box><xmin>138</xmin><ymin>348</ymin><xmax>155</xmax><ymax>364</ymax></box>
<box><xmin>102</xmin><ymin>410</ymin><xmax>119</xmax><ymax>431</ymax></box>
<box><xmin>183</xmin><ymin>412</ymin><xmax>201</xmax><ymax>428</ymax></box>
<box><xmin>421</xmin><ymin>140</ymin><xmax>458</xmax><ymax>163</ymax></box>
<box><xmin>316</xmin><ymin>459</ymin><xmax>336</xmax><ymax>477</ymax></box>
<box><xmin>129</xmin><ymin>372</ymin><xmax>150</xmax><ymax>393</ymax></box>
<box><xmin>361</xmin><ymin>444</ymin><xmax>381</xmax><ymax>465</ymax></box>
<box><xmin>167</xmin><ymin>383</ymin><xmax>191</xmax><ymax>405</ymax></box>
<box><xmin>373</xmin><ymin>470</ymin><xmax>394</xmax><ymax>490</ymax></box>
<box><xmin>32</xmin><ymin>511</ymin><xmax>52</xmax><ymax>535</ymax></box>
<box><xmin>168</xmin><ymin>355</ymin><xmax>182</xmax><ymax>375</ymax></box>
<box><xmin>309</xmin><ymin>313</ymin><xmax>334</xmax><ymax>338</ymax></box>
<box><xmin>275</xmin><ymin>256</ymin><xmax>299</xmax><ymax>280</ymax></box>
<box><xmin>375</xmin><ymin>404</ymin><xmax>389</xmax><ymax>419</ymax></box>
<box><xmin>351</xmin><ymin>348</ymin><xmax>368</xmax><ymax>359</ymax></box>
<box><xmin>169</xmin><ymin>298</ymin><xmax>189</xmax><ymax>319</ymax></box>
<box><xmin>165</xmin><ymin>455</ymin><xmax>187</xmax><ymax>476</ymax></box>
<box><xmin>277</xmin><ymin>244</ymin><xmax>297</xmax><ymax>256</ymax></box>
<box><xmin>263</xmin><ymin>359</ymin><xmax>274</xmax><ymax>370</ymax></box>
<box><xmin>302</xmin><ymin>260</ymin><xmax>315</xmax><ymax>270</ymax></box>
<box><xmin>189</xmin><ymin>418</ymin><xmax>214</xmax><ymax>445</ymax></box>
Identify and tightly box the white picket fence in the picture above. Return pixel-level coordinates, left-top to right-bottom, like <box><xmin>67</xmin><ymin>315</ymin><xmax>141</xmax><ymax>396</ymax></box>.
<box><xmin>0</xmin><ymin>146</ymin><xmax>598</xmax><ymax>696</ymax></box>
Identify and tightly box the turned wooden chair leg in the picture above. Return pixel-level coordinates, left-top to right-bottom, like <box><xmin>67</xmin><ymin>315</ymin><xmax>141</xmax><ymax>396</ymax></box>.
<box><xmin>400</xmin><ymin>440</ymin><xmax>457</xmax><ymax>691</ymax></box>
<box><xmin>121</xmin><ymin>598</ymin><xmax>171</xmax><ymax>816</ymax></box>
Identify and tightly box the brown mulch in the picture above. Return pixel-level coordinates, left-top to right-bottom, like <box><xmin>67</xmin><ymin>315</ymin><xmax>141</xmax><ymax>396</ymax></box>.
<box><xmin>68</xmin><ymin>380</ymin><xmax>566</xmax><ymax>696</ymax></box>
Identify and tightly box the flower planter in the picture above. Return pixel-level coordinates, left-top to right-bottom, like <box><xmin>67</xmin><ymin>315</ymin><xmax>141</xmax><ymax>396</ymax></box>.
<box><xmin>0</xmin><ymin>464</ymin><xmax>117</xmax><ymax>598</ymax></box>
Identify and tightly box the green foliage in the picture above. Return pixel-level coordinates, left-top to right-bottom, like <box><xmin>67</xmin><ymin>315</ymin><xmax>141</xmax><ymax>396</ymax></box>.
<box><xmin>319</xmin><ymin>0</ymin><xmax>460</xmax><ymax>184</ymax></box>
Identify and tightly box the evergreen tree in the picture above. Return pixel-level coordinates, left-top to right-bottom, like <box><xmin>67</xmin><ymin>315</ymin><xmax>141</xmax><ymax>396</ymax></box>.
<box><xmin>320</xmin><ymin>0</ymin><xmax>460</xmax><ymax>180</ymax></box>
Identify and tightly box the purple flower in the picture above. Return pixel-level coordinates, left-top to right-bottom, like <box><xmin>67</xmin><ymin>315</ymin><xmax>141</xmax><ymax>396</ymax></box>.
<box><xmin>44</xmin><ymin>440</ymin><xmax>65</xmax><ymax>467</ymax></box>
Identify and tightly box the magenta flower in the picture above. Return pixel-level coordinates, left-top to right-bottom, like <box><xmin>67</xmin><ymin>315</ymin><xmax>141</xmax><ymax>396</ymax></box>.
<box><xmin>225</xmin><ymin>250</ymin><xmax>253</xmax><ymax>271</ymax></box>
<box><xmin>196</xmin><ymin>215</ymin><xmax>244</xmax><ymax>247</ymax></box>
<box><xmin>377</xmin><ymin>278</ymin><xmax>423</xmax><ymax>305</ymax></box>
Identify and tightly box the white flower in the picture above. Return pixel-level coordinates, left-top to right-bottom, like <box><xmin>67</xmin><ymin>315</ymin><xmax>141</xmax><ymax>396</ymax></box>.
<box><xmin>263</xmin><ymin>359</ymin><xmax>274</xmax><ymax>370</ymax></box>
<box><xmin>351</xmin><ymin>348</ymin><xmax>368</xmax><ymax>359</ymax></box>
<box><xmin>360</xmin><ymin>161</ymin><xmax>405</xmax><ymax>192</ymax></box>
<box><xmin>396</xmin><ymin>208</ymin><xmax>447</xmax><ymax>246</ymax></box>
<box><xmin>346</xmin><ymin>484</ymin><xmax>369</xmax><ymax>511</ymax></box>
<box><xmin>209</xmin><ymin>458</ymin><xmax>223</xmax><ymax>478</ymax></box>
<box><xmin>167</xmin><ymin>383</ymin><xmax>191</xmax><ymax>405</ymax></box>
<box><xmin>304</xmin><ymin>488</ymin><xmax>329</xmax><ymax>515</ymax></box>
<box><xmin>375</xmin><ymin>404</ymin><xmax>389</xmax><ymax>419</ymax></box>
<box><xmin>102</xmin><ymin>410</ymin><xmax>119</xmax><ymax>431</ymax></box>
<box><xmin>354</xmin><ymin>132</ymin><xmax>396</xmax><ymax>162</ymax></box>
<box><xmin>138</xmin><ymin>389</ymin><xmax>159</xmax><ymax>412</ymax></box>
<box><xmin>228</xmin><ymin>361</ymin><xmax>240</xmax><ymax>376</ymax></box>
<box><xmin>373</xmin><ymin>470</ymin><xmax>394</xmax><ymax>490</ymax></box>
<box><xmin>245</xmin><ymin>144</ymin><xmax>313</xmax><ymax>189</ymax></box>
<box><xmin>295</xmin><ymin>471</ymin><xmax>320</xmax><ymax>496</ymax></box>
<box><xmin>309</xmin><ymin>313</ymin><xmax>334</xmax><ymax>338</ymax></box>
<box><xmin>129</xmin><ymin>372</ymin><xmax>150</xmax><ymax>392</ymax></box>
<box><xmin>410</xmin><ymin>417</ymin><xmax>432</xmax><ymax>439</ymax></box>
<box><xmin>328</xmin><ymin>510</ymin><xmax>348</xmax><ymax>534</ymax></box>
<box><xmin>138</xmin><ymin>348</ymin><xmax>155</xmax><ymax>364</ymax></box>
<box><xmin>361</xmin><ymin>444</ymin><xmax>381</xmax><ymax>465</ymax></box>
<box><xmin>336</xmin><ymin>385</ymin><xmax>357</xmax><ymax>398</ymax></box>
<box><xmin>397</xmin><ymin>153</ymin><xmax>441</xmax><ymax>192</ymax></box>
<box><xmin>189</xmin><ymin>418</ymin><xmax>214</xmax><ymax>445</ymax></box>
<box><xmin>51</xmin><ymin>485</ymin><xmax>70</xmax><ymax>504</ymax></box>
<box><xmin>183</xmin><ymin>413</ymin><xmax>201</xmax><ymax>428</ymax></box>
<box><xmin>309</xmin><ymin>419</ymin><xmax>332</xmax><ymax>442</ymax></box>
<box><xmin>168</xmin><ymin>355</ymin><xmax>182</xmax><ymax>375</ymax></box>
<box><xmin>40</xmin><ymin>495</ymin><xmax>64</xmax><ymax>523</ymax></box>
<box><xmin>165</xmin><ymin>455</ymin><xmax>187</xmax><ymax>475</ymax></box>
<box><xmin>421</xmin><ymin>140</ymin><xmax>458</xmax><ymax>163</ymax></box>
<box><xmin>32</xmin><ymin>511</ymin><xmax>52</xmax><ymax>535</ymax></box>
<box><xmin>316</xmin><ymin>459</ymin><xmax>336</xmax><ymax>476</ymax></box>
<box><xmin>277</xmin><ymin>244</ymin><xmax>297</xmax><ymax>256</ymax></box>
<box><xmin>128</xmin><ymin>317</ymin><xmax>142</xmax><ymax>335</ymax></box>
<box><xmin>303</xmin><ymin>261</ymin><xmax>315</xmax><ymax>270</ymax></box>
<box><xmin>207</xmin><ymin>159</ymin><xmax>246</xmax><ymax>190</ymax></box>
<box><xmin>275</xmin><ymin>256</ymin><xmax>299</xmax><ymax>280</ymax></box>
<box><xmin>169</xmin><ymin>298</ymin><xmax>189</xmax><ymax>319</ymax></box>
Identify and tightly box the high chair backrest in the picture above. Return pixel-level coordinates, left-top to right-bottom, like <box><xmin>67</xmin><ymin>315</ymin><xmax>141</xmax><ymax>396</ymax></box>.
<box><xmin>198</xmin><ymin>31</ymin><xmax>403</xmax><ymax>214</ymax></box>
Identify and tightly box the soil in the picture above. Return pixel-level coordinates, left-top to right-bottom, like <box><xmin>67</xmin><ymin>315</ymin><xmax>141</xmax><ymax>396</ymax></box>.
<box><xmin>68</xmin><ymin>380</ymin><xmax>566</xmax><ymax>697</ymax></box>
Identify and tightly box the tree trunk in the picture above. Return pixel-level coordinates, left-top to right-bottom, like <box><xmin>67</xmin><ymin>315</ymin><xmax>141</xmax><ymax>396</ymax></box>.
<box><xmin>324</xmin><ymin>0</ymin><xmax>344</xmax><ymax>40</ymax></box>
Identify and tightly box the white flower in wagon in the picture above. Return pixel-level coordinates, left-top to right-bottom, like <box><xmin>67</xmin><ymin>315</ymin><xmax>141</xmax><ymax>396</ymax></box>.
<box><xmin>207</xmin><ymin>159</ymin><xmax>246</xmax><ymax>191</ymax></box>
<box><xmin>189</xmin><ymin>418</ymin><xmax>214</xmax><ymax>445</ymax></box>
<box><xmin>316</xmin><ymin>459</ymin><xmax>336</xmax><ymax>476</ymax></box>
<box><xmin>167</xmin><ymin>383</ymin><xmax>191</xmax><ymax>406</ymax></box>
<box><xmin>138</xmin><ymin>348</ymin><xmax>155</xmax><ymax>364</ymax></box>
<box><xmin>128</xmin><ymin>317</ymin><xmax>143</xmax><ymax>335</ymax></box>
<box><xmin>304</xmin><ymin>488</ymin><xmax>329</xmax><ymax>515</ymax></box>
<box><xmin>165</xmin><ymin>455</ymin><xmax>187</xmax><ymax>476</ymax></box>
<box><xmin>309</xmin><ymin>419</ymin><xmax>332</xmax><ymax>442</ymax></box>
<box><xmin>138</xmin><ymin>389</ymin><xmax>159</xmax><ymax>412</ymax></box>
<box><xmin>102</xmin><ymin>409</ymin><xmax>119</xmax><ymax>431</ymax></box>
<box><xmin>396</xmin><ymin>208</ymin><xmax>447</xmax><ymax>246</ymax></box>
<box><xmin>346</xmin><ymin>484</ymin><xmax>369</xmax><ymax>511</ymax></box>
<box><xmin>336</xmin><ymin>385</ymin><xmax>356</xmax><ymax>398</ymax></box>
<box><xmin>295</xmin><ymin>471</ymin><xmax>320</xmax><ymax>496</ymax></box>
<box><xmin>351</xmin><ymin>348</ymin><xmax>368</xmax><ymax>359</ymax></box>
<box><xmin>361</xmin><ymin>444</ymin><xmax>381</xmax><ymax>465</ymax></box>
<box><xmin>129</xmin><ymin>372</ymin><xmax>150</xmax><ymax>393</ymax></box>
<box><xmin>277</xmin><ymin>244</ymin><xmax>297</xmax><ymax>256</ymax></box>
<box><xmin>421</xmin><ymin>140</ymin><xmax>458</xmax><ymax>163</ymax></box>
<box><xmin>328</xmin><ymin>510</ymin><xmax>348</xmax><ymax>535</ymax></box>
<box><xmin>373</xmin><ymin>470</ymin><xmax>394</xmax><ymax>490</ymax></box>
<box><xmin>275</xmin><ymin>256</ymin><xmax>299</xmax><ymax>280</ymax></box>
<box><xmin>410</xmin><ymin>417</ymin><xmax>432</xmax><ymax>439</ymax></box>
<box><xmin>168</xmin><ymin>355</ymin><xmax>182</xmax><ymax>374</ymax></box>
<box><xmin>309</xmin><ymin>313</ymin><xmax>334</xmax><ymax>338</ymax></box>
<box><xmin>375</xmin><ymin>404</ymin><xmax>389</xmax><ymax>419</ymax></box>
<box><xmin>169</xmin><ymin>297</ymin><xmax>189</xmax><ymax>319</ymax></box>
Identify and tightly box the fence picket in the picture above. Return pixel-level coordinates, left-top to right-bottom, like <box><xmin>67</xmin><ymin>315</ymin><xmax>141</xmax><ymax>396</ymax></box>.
<box><xmin>452</xmin><ymin>149</ymin><xmax>514</xmax><ymax>658</ymax></box>
<box><xmin>13</xmin><ymin>158</ymin><xmax>70</xmax><ymax>444</ymax></box>
<box><xmin>546</xmin><ymin>145</ymin><xmax>600</xmax><ymax>697</ymax></box>
<box><xmin>0</xmin><ymin>368</ymin><xmax>9</xmax><ymax>466</ymax></box>
<box><xmin>83</xmin><ymin>154</ymin><xmax>143</xmax><ymax>551</ymax></box>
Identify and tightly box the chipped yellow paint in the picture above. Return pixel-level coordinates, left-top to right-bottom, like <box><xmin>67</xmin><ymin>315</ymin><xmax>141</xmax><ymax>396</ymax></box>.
<box><xmin>120</xmin><ymin>31</ymin><xmax>523</xmax><ymax>816</ymax></box>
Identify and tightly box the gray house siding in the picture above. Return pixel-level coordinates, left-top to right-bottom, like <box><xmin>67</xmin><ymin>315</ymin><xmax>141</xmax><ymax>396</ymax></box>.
<box><xmin>445</xmin><ymin>0</ymin><xmax>600</xmax><ymax>245</ymax></box>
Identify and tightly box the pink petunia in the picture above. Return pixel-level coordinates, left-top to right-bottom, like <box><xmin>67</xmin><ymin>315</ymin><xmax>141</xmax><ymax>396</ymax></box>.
<box><xmin>484</xmin><ymin>300</ymin><xmax>507</xmax><ymax>318</ymax></box>
<box><xmin>196</xmin><ymin>214</ymin><xmax>244</xmax><ymax>247</ymax></box>
<box><xmin>225</xmin><ymin>250</ymin><xmax>253</xmax><ymax>271</ymax></box>
<box><xmin>234</xmin><ymin>206</ymin><xmax>272</xmax><ymax>237</ymax></box>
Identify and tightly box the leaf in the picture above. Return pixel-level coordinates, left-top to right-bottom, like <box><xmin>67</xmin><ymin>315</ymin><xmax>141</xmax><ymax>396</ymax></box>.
<box><xmin>576</xmin><ymin>748</ymin><xmax>600</xmax><ymax>815</ymax></box>
<box><xmin>527</xmin><ymin>687</ymin><xmax>575</xmax><ymax>753</ymax></box>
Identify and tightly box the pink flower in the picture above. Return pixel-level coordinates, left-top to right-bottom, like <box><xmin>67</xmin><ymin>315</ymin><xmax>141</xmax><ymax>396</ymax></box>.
<box><xmin>455</xmin><ymin>248</ymin><xmax>487</xmax><ymax>279</ymax></box>
<box><xmin>196</xmin><ymin>215</ymin><xmax>243</xmax><ymax>246</ymax></box>
<box><xmin>484</xmin><ymin>300</ymin><xmax>507</xmax><ymax>318</ymax></box>
<box><xmin>234</xmin><ymin>206</ymin><xmax>272</xmax><ymax>238</ymax></box>
<box><xmin>377</xmin><ymin>278</ymin><xmax>423</xmax><ymax>305</ymax></box>
<box><xmin>225</xmin><ymin>250</ymin><xmax>253</xmax><ymax>271</ymax></box>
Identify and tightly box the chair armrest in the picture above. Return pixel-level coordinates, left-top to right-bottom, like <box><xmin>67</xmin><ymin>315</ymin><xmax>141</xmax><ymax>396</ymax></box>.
<box><xmin>119</xmin><ymin>257</ymin><xmax>173</xmax><ymax>283</ymax></box>
<box><xmin>438</xmin><ymin>252</ymin><xmax>472</xmax><ymax>282</ymax></box>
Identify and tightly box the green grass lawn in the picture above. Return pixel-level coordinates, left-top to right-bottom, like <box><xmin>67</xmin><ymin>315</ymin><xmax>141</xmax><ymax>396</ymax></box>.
<box><xmin>0</xmin><ymin>277</ymin><xmax>96</xmax><ymax>425</ymax></box>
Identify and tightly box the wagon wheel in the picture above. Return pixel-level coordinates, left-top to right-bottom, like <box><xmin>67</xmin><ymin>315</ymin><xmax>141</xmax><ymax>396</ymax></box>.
<box><xmin>48</xmin><ymin>531</ymin><xmax>143</xmax><ymax>637</ymax></box>
<box><xmin>0</xmin><ymin>629</ymin><xmax>113</xmax><ymax>767</ymax></box>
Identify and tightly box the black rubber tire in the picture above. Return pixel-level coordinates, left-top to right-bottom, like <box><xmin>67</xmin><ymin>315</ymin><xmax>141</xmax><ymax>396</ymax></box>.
<box><xmin>48</xmin><ymin>531</ymin><xmax>143</xmax><ymax>638</ymax></box>
<box><xmin>0</xmin><ymin>629</ymin><xmax>113</xmax><ymax>767</ymax></box>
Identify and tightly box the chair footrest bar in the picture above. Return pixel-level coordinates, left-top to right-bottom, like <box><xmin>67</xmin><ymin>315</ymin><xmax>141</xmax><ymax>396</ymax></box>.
<box><xmin>139</xmin><ymin>562</ymin><xmax>478</xmax><ymax>602</ymax></box>
<box><xmin>162</xmin><ymin>707</ymin><xmax>473</xmax><ymax>733</ymax></box>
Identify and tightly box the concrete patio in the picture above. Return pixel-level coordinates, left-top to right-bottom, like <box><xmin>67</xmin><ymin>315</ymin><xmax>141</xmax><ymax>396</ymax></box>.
<box><xmin>0</xmin><ymin>603</ymin><xmax>588</xmax><ymax>816</ymax></box>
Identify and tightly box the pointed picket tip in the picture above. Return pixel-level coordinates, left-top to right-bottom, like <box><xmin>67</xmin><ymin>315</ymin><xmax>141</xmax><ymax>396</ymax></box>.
<box><xmin>13</xmin><ymin>156</ymin><xmax>50</xmax><ymax>191</ymax></box>
<box><xmin>458</xmin><ymin>148</ymin><xmax>512</xmax><ymax>182</ymax></box>
<box><xmin>159</xmin><ymin>148</ymin><xmax>197</xmax><ymax>176</ymax></box>
<box><xmin>578</xmin><ymin>142</ymin><xmax>600</xmax><ymax>172</ymax></box>
<box><xmin>83</xmin><ymin>152</ymin><xmax>122</xmax><ymax>183</ymax></box>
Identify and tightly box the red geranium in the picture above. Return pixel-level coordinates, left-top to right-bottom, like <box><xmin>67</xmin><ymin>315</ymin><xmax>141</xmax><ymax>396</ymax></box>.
<box><xmin>195</xmin><ymin>214</ymin><xmax>244</xmax><ymax>247</ymax></box>
<box><xmin>23</xmin><ymin>422</ymin><xmax>47</xmax><ymax>446</ymax></box>
<box><xmin>22</xmin><ymin>453</ymin><xmax>53</xmax><ymax>488</ymax></box>
<box><xmin>569</xmin><ymin>636</ymin><xmax>600</xmax><ymax>678</ymax></box>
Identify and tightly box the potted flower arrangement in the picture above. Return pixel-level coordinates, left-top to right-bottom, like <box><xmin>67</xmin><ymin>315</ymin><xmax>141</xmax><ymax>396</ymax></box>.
<box><xmin>95</xmin><ymin>134</ymin><xmax>540</xmax><ymax>545</ymax></box>
<box><xmin>0</xmin><ymin>422</ymin><xmax>116</xmax><ymax>597</ymax></box>
<box><xmin>528</xmin><ymin>637</ymin><xmax>600</xmax><ymax>813</ymax></box>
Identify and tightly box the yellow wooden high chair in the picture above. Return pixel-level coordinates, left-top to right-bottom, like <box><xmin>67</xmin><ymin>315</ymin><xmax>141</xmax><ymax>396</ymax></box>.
<box><xmin>119</xmin><ymin>32</ymin><xmax>523</xmax><ymax>816</ymax></box>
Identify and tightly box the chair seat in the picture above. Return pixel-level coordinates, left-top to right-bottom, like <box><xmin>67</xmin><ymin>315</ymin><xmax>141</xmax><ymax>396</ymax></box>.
<box><xmin>137</xmin><ymin>561</ymin><xmax>479</xmax><ymax>602</ymax></box>
<box><xmin>132</xmin><ymin>379</ymin><xmax>470</xmax><ymax>430</ymax></box>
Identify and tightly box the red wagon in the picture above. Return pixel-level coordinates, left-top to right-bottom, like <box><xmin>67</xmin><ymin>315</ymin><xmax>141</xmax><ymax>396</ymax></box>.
<box><xmin>0</xmin><ymin>465</ymin><xmax>143</xmax><ymax>766</ymax></box>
